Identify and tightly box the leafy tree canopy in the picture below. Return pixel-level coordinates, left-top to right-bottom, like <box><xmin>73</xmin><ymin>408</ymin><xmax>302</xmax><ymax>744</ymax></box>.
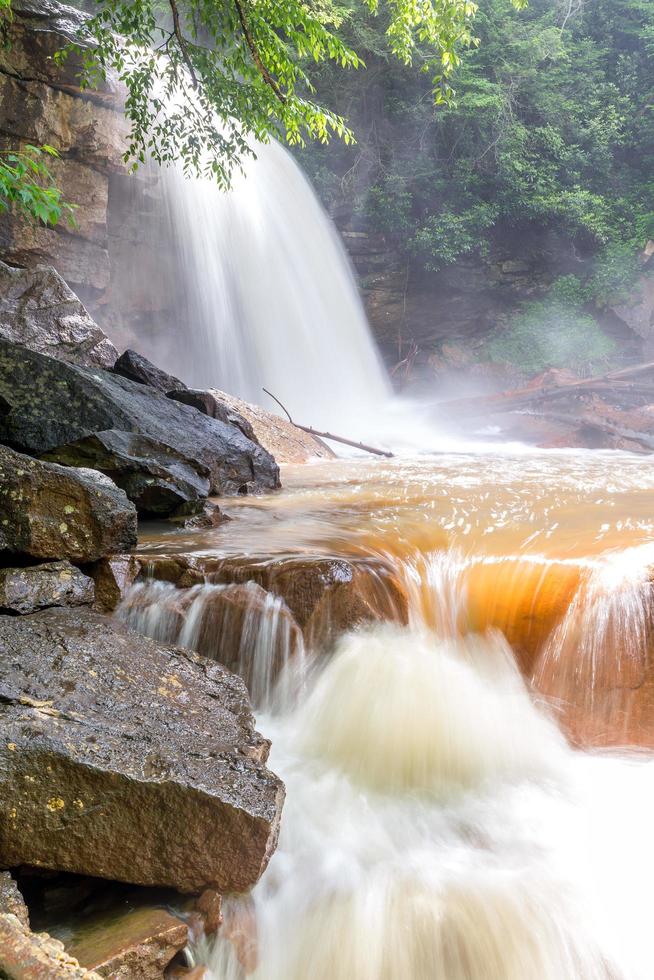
<box><xmin>297</xmin><ymin>0</ymin><xmax>654</xmax><ymax>278</ymax></box>
<box><xmin>62</xmin><ymin>0</ymin><xmax>525</xmax><ymax>186</ymax></box>
<box><xmin>0</xmin><ymin>144</ymin><xmax>77</xmax><ymax>226</ymax></box>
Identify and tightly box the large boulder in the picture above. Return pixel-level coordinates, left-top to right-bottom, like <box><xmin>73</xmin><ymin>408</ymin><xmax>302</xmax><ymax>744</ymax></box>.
<box><xmin>0</xmin><ymin>608</ymin><xmax>285</xmax><ymax>893</ymax></box>
<box><xmin>113</xmin><ymin>348</ymin><xmax>187</xmax><ymax>394</ymax></box>
<box><xmin>43</xmin><ymin>429</ymin><xmax>211</xmax><ymax>517</ymax></box>
<box><xmin>0</xmin><ymin>560</ymin><xmax>94</xmax><ymax>614</ymax></box>
<box><xmin>0</xmin><ymin>263</ymin><xmax>117</xmax><ymax>368</ymax></box>
<box><xmin>0</xmin><ymin>445</ymin><xmax>137</xmax><ymax>563</ymax></box>
<box><xmin>170</xmin><ymin>388</ymin><xmax>335</xmax><ymax>463</ymax></box>
<box><xmin>0</xmin><ymin>339</ymin><xmax>280</xmax><ymax>496</ymax></box>
<box><xmin>170</xmin><ymin>389</ymin><xmax>259</xmax><ymax>443</ymax></box>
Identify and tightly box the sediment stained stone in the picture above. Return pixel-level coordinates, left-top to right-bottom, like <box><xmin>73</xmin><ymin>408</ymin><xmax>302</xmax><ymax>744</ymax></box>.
<box><xmin>129</xmin><ymin>553</ymin><xmax>409</xmax><ymax>648</ymax></box>
<box><xmin>0</xmin><ymin>560</ymin><xmax>94</xmax><ymax>614</ymax></box>
<box><xmin>0</xmin><ymin>608</ymin><xmax>285</xmax><ymax>893</ymax></box>
<box><xmin>0</xmin><ymin>445</ymin><xmax>137</xmax><ymax>563</ymax></box>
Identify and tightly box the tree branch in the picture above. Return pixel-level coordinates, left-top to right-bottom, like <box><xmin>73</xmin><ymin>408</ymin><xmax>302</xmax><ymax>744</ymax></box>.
<box><xmin>168</xmin><ymin>0</ymin><xmax>198</xmax><ymax>88</ymax></box>
<box><xmin>233</xmin><ymin>0</ymin><xmax>286</xmax><ymax>104</ymax></box>
<box><xmin>263</xmin><ymin>388</ymin><xmax>394</xmax><ymax>458</ymax></box>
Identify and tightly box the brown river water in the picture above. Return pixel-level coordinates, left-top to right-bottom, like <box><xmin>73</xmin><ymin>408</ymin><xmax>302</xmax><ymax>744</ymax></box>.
<box><xmin>126</xmin><ymin>451</ymin><xmax>654</xmax><ymax>979</ymax></box>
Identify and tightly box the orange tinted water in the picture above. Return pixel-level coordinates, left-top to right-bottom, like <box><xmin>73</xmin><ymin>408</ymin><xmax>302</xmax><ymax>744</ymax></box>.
<box><xmin>131</xmin><ymin>452</ymin><xmax>654</xmax><ymax>979</ymax></box>
<box><xmin>139</xmin><ymin>451</ymin><xmax>654</xmax><ymax>748</ymax></box>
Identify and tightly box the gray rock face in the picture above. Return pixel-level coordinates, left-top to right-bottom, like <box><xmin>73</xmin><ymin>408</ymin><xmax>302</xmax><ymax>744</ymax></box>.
<box><xmin>0</xmin><ymin>339</ymin><xmax>281</xmax><ymax>496</ymax></box>
<box><xmin>0</xmin><ymin>263</ymin><xmax>117</xmax><ymax>368</ymax></box>
<box><xmin>173</xmin><ymin>388</ymin><xmax>335</xmax><ymax>463</ymax></box>
<box><xmin>43</xmin><ymin>429</ymin><xmax>211</xmax><ymax>517</ymax></box>
<box><xmin>0</xmin><ymin>444</ymin><xmax>137</xmax><ymax>563</ymax></box>
<box><xmin>0</xmin><ymin>608</ymin><xmax>285</xmax><ymax>893</ymax></box>
<box><xmin>170</xmin><ymin>389</ymin><xmax>259</xmax><ymax>444</ymax></box>
<box><xmin>113</xmin><ymin>348</ymin><xmax>187</xmax><ymax>394</ymax></box>
<box><xmin>0</xmin><ymin>560</ymin><xmax>94</xmax><ymax>614</ymax></box>
<box><xmin>1</xmin><ymin>0</ymin><xmax>120</xmax><ymax>101</ymax></box>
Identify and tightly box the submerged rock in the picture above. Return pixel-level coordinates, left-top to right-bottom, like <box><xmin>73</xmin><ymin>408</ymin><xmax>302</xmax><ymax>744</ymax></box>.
<box><xmin>0</xmin><ymin>608</ymin><xmax>284</xmax><ymax>893</ymax></box>
<box><xmin>0</xmin><ymin>262</ymin><xmax>117</xmax><ymax>368</ymax></box>
<box><xmin>129</xmin><ymin>553</ymin><xmax>409</xmax><ymax>649</ymax></box>
<box><xmin>0</xmin><ymin>445</ymin><xmax>137</xmax><ymax>563</ymax></box>
<box><xmin>0</xmin><ymin>339</ymin><xmax>280</xmax><ymax>495</ymax></box>
<box><xmin>58</xmin><ymin>903</ymin><xmax>188</xmax><ymax>979</ymax></box>
<box><xmin>113</xmin><ymin>348</ymin><xmax>187</xmax><ymax>394</ymax></box>
<box><xmin>169</xmin><ymin>500</ymin><xmax>230</xmax><ymax>530</ymax></box>
<box><xmin>43</xmin><ymin>429</ymin><xmax>211</xmax><ymax>517</ymax></box>
<box><xmin>0</xmin><ymin>561</ymin><xmax>94</xmax><ymax>614</ymax></box>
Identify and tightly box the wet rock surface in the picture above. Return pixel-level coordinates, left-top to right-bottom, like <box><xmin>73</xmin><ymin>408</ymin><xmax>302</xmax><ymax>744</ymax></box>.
<box><xmin>0</xmin><ymin>872</ymin><xmax>29</xmax><ymax>928</ymax></box>
<box><xmin>0</xmin><ymin>912</ymin><xmax>101</xmax><ymax>979</ymax></box>
<box><xmin>89</xmin><ymin>555</ymin><xmax>139</xmax><ymax>612</ymax></box>
<box><xmin>0</xmin><ymin>560</ymin><xmax>94</xmax><ymax>614</ymax></box>
<box><xmin>113</xmin><ymin>349</ymin><xmax>187</xmax><ymax>394</ymax></box>
<box><xmin>0</xmin><ymin>445</ymin><xmax>137</xmax><ymax>563</ymax></box>
<box><xmin>170</xmin><ymin>500</ymin><xmax>230</xmax><ymax>531</ymax></box>
<box><xmin>0</xmin><ymin>608</ymin><xmax>284</xmax><ymax>893</ymax></box>
<box><xmin>65</xmin><ymin>904</ymin><xmax>188</xmax><ymax>979</ymax></box>
<box><xmin>0</xmin><ymin>263</ymin><xmax>117</xmax><ymax>369</ymax></box>
<box><xmin>0</xmin><ymin>339</ymin><xmax>280</xmax><ymax>496</ymax></box>
<box><xmin>43</xmin><ymin>430</ymin><xmax>211</xmax><ymax>517</ymax></box>
<box><xmin>169</xmin><ymin>389</ymin><xmax>259</xmax><ymax>444</ymax></box>
<box><xmin>119</xmin><ymin>580</ymin><xmax>304</xmax><ymax>702</ymax></box>
<box><xmin>24</xmin><ymin>876</ymin><xmax>190</xmax><ymax>980</ymax></box>
<box><xmin>130</xmin><ymin>552</ymin><xmax>408</xmax><ymax>648</ymax></box>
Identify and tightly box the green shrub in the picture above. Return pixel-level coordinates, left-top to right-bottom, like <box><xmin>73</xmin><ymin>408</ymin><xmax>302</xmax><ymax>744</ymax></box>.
<box><xmin>485</xmin><ymin>300</ymin><xmax>616</xmax><ymax>375</ymax></box>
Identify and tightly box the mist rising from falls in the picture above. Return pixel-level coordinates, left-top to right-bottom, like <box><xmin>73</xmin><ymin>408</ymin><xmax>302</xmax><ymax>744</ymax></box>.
<box><xmin>154</xmin><ymin>140</ymin><xmax>391</xmax><ymax>434</ymax></box>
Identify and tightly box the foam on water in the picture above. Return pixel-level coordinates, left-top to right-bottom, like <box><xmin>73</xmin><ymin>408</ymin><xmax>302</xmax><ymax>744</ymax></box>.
<box><xmin>193</xmin><ymin>624</ymin><xmax>654</xmax><ymax>980</ymax></box>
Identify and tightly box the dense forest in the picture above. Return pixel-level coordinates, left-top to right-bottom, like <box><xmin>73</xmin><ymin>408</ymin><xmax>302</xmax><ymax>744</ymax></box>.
<box><xmin>297</xmin><ymin>0</ymin><xmax>654</xmax><ymax>374</ymax></box>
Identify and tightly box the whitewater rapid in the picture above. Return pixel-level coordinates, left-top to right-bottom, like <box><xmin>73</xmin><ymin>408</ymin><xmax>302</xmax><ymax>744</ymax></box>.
<box><xmin>194</xmin><ymin>625</ymin><xmax>654</xmax><ymax>980</ymax></box>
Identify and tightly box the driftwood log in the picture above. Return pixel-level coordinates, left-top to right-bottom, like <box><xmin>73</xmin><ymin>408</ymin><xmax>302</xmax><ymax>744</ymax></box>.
<box><xmin>263</xmin><ymin>389</ymin><xmax>394</xmax><ymax>459</ymax></box>
<box><xmin>438</xmin><ymin>361</ymin><xmax>654</xmax><ymax>419</ymax></box>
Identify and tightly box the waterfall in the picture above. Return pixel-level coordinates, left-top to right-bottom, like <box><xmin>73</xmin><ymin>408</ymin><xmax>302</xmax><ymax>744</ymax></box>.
<box><xmin>153</xmin><ymin>140</ymin><xmax>392</xmax><ymax>433</ymax></box>
<box><xmin>117</xmin><ymin>579</ymin><xmax>306</xmax><ymax>710</ymax></box>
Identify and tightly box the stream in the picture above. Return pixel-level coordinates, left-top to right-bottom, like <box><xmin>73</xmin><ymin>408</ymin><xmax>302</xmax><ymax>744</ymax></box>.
<box><xmin>126</xmin><ymin>451</ymin><xmax>654</xmax><ymax>979</ymax></box>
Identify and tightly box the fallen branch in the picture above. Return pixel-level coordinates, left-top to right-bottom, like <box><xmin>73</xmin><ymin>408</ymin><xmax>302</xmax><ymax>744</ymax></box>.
<box><xmin>439</xmin><ymin>360</ymin><xmax>654</xmax><ymax>419</ymax></box>
<box><xmin>532</xmin><ymin>410</ymin><xmax>654</xmax><ymax>453</ymax></box>
<box><xmin>263</xmin><ymin>388</ymin><xmax>394</xmax><ymax>458</ymax></box>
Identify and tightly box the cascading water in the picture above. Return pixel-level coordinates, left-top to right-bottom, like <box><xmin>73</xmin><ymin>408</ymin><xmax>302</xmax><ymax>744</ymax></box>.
<box><xmin>152</xmin><ymin>141</ymin><xmax>391</xmax><ymax>434</ymax></box>
<box><xmin>121</xmin><ymin>452</ymin><xmax>654</xmax><ymax>980</ymax></box>
<box><xmin>118</xmin><ymin>578</ymin><xmax>306</xmax><ymax>710</ymax></box>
